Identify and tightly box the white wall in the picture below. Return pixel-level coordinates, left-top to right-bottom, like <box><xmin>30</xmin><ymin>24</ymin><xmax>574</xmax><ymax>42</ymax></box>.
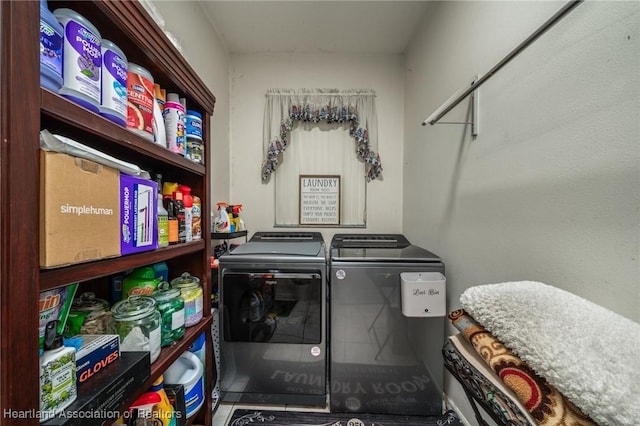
<box><xmin>158</xmin><ymin>1</ymin><xmax>639</xmax><ymax>421</ymax></box>
<box><xmin>404</xmin><ymin>1</ymin><xmax>639</xmax><ymax>421</ymax></box>
<box><xmin>228</xmin><ymin>53</ymin><xmax>406</xmax><ymax>240</ymax></box>
<box><xmin>152</xmin><ymin>0</ymin><xmax>231</xmax><ymax>205</ymax></box>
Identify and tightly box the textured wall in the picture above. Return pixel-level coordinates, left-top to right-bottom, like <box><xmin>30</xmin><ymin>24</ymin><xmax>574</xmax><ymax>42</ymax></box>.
<box><xmin>403</xmin><ymin>1</ymin><xmax>639</xmax><ymax>421</ymax></box>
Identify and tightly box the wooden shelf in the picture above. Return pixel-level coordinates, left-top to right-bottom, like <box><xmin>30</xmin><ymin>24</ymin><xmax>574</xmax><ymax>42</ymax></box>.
<box><xmin>40</xmin><ymin>241</ymin><xmax>205</xmax><ymax>291</ymax></box>
<box><xmin>0</xmin><ymin>2</ymin><xmax>216</xmax><ymax>425</ymax></box>
<box><xmin>41</xmin><ymin>89</ymin><xmax>206</xmax><ymax>177</ymax></box>
<box><xmin>115</xmin><ymin>316</ymin><xmax>213</xmax><ymax>421</ymax></box>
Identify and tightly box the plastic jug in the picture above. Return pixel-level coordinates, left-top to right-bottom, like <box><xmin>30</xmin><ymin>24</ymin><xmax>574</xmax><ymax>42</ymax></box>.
<box><xmin>122</xmin><ymin>266</ymin><xmax>161</xmax><ymax>299</ymax></box>
<box><xmin>164</xmin><ymin>351</ymin><xmax>204</xmax><ymax>418</ymax></box>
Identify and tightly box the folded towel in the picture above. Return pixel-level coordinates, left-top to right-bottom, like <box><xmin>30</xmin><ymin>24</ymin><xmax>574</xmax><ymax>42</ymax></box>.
<box><xmin>460</xmin><ymin>281</ymin><xmax>640</xmax><ymax>426</ymax></box>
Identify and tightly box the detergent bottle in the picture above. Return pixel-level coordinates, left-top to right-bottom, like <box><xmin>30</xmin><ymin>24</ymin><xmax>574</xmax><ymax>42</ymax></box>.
<box><xmin>128</xmin><ymin>375</ymin><xmax>176</xmax><ymax>426</ymax></box>
<box><xmin>214</xmin><ymin>202</ymin><xmax>230</xmax><ymax>233</ymax></box>
<box><xmin>231</xmin><ymin>205</ymin><xmax>242</xmax><ymax>232</ymax></box>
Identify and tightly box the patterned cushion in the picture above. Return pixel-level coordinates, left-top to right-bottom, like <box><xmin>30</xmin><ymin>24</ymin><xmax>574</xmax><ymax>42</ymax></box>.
<box><xmin>443</xmin><ymin>334</ymin><xmax>536</xmax><ymax>425</ymax></box>
<box><xmin>448</xmin><ymin>309</ymin><xmax>595</xmax><ymax>425</ymax></box>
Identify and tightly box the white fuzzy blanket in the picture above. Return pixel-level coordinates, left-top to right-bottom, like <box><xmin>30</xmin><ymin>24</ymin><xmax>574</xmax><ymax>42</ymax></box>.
<box><xmin>460</xmin><ymin>281</ymin><xmax>640</xmax><ymax>426</ymax></box>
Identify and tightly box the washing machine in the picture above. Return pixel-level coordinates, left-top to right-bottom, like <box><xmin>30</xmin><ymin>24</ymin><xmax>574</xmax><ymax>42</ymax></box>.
<box><xmin>218</xmin><ymin>232</ymin><xmax>327</xmax><ymax>406</ymax></box>
<box><xmin>329</xmin><ymin>234</ymin><xmax>446</xmax><ymax>416</ymax></box>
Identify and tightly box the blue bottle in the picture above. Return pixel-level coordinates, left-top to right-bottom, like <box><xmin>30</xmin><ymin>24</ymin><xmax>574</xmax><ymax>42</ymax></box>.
<box><xmin>39</xmin><ymin>0</ymin><xmax>64</xmax><ymax>91</ymax></box>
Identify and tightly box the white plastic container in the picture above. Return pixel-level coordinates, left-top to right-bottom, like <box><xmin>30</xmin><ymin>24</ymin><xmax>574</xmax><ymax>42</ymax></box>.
<box><xmin>100</xmin><ymin>40</ymin><xmax>128</xmax><ymax>126</ymax></box>
<box><xmin>164</xmin><ymin>93</ymin><xmax>186</xmax><ymax>155</ymax></box>
<box><xmin>400</xmin><ymin>272</ymin><xmax>446</xmax><ymax>317</ymax></box>
<box><xmin>53</xmin><ymin>8</ymin><xmax>102</xmax><ymax>113</ymax></box>
<box><xmin>39</xmin><ymin>320</ymin><xmax>77</xmax><ymax>422</ymax></box>
<box><xmin>164</xmin><ymin>351</ymin><xmax>204</xmax><ymax>418</ymax></box>
<box><xmin>152</xmin><ymin>99</ymin><xmax>166</xmax><ymax>147</ymax></box>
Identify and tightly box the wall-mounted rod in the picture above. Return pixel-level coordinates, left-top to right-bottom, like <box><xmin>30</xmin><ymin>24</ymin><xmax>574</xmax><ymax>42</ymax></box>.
<box><xmin>422</xmin><ymin>0</ymin><xmax>583</xmax><ymax>127</ymax></box>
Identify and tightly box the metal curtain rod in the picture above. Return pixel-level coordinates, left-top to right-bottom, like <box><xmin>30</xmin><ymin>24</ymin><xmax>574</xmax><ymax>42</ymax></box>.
<box><xmin>267</xmin><ymin>92</ymin><xmax>375</xmax><ymax>97</ymax></box>
<box><xmin>422</xmin><ymin>0</ymin><xmax>583</xmax><ymax>126</ymax></box>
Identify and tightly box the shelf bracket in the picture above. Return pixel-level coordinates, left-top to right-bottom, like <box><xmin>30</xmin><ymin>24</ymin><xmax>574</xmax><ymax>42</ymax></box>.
<box><xmin>421</xmin><ymin>0</ymin><xmax>583</xmax><ymax>138</ymax></box>
<box><xmin>425</xmin><ymin>77</ymin><xmax>479</xmax><ymax>138</ymax></box>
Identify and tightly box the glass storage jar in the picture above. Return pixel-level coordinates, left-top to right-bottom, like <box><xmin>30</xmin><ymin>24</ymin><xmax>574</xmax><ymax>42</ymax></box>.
<box><xmin>151</xmin><ymin>282</ymin><xmax>185</xmax><ymax>346</ymax></box>
<box><xmin>170</xmin><ymin>272</ymin><xmax>203</xmax><ymax>327</ymax></box>
<box><xmin>111</xmin><ymin>295</ymin><xmax>161</xmax><ymax>363</ymax></box>
<box><xmin>69</xmin><ymin>292</ymin><xmax>112</xmax><ymax>335</ymax></box>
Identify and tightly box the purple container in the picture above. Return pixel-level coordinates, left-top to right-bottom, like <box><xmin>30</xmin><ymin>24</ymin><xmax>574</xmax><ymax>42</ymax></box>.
<box><xmin>120</xmin><ymin>175</ymin><xmax>158</xmax><ymax>255</ymax></box>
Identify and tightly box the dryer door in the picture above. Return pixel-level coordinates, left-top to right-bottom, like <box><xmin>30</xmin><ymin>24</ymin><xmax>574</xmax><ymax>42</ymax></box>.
<box><xmin>222</xmin><ymin>270</ymin><xmax>323</xmax><ymax>343</ymax></box>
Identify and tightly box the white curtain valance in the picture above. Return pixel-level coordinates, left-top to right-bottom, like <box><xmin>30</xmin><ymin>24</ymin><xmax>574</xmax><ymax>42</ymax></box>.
<box><xmin>262</xmin><ymin>88</ymin><xmax>383</xmax><ymax>183</ymax></box>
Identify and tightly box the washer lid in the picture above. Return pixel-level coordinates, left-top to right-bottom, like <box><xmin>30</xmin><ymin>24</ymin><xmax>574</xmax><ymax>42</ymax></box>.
<box><xmin>229</xmin><ymin>240</ymin><xmax>324</xmax><ymax>257</ymax></box>
<box><xmin>329</xmin><ymin>233</ymin><xmax>441</xmax><ymax>262</ymax></box>
<box><xmin>331</xmin><ymin>245</ymin><xmax>441</xmax><ymax>262</ymax></box>
<box><xmin>331</xmin><ymin>233</ymin><xmax>411</xmax><ymax>248</ymax></box>
<box><xmin>250</xmin><ymin>231</ymin><xmax>324</xmax><ymax>243</ymax></box>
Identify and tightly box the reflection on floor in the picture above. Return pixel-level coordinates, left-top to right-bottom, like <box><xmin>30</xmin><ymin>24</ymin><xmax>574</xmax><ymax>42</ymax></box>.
<box><xmin>212</xmin><ymin>402</ymin><xmax>330</xmax><ymax>425</ymax></box>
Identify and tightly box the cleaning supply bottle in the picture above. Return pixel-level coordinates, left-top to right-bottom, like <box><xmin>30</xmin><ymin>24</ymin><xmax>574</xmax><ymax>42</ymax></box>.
<box><xmin>40</xmin><ymin>320</ymin><xmax>77</xmax><ymax>422</ymax></box>
<box><xmin>226</xmin><ymin>205</ymin><xmax>235</xmax><ymax>232</ymax></box>
<box><xmin>122</xmin><ymin>266</ymin><xmax>161</xmax><ymax>298</ymax></box>
<box><xmin>191</xmin><ymin>194</ymin><xmax>202</xmax><ymax>240</ymax></box>
<box><xmin>173</xmin><ymin>190</ymin><xmax>186</xmax><ymax>243</ymax></box>
<box><xmin>179</xmin><ymin>185</ymin><xmax>193</xmax><ymax>243</ymax></box>
<box><xmin>100</xmin><ymin>39</ymin><xmax>128</xmax><ymax>126</ymax></box>
<box><xmin>155</xmin><ymin>175</ymin><xmax>169</xmax><ymax>248</ymax></box>
<box><xmin>40</xmin><ymin>0</ymin><xmax>64</xmax><ymax>92</ymax></box>
<box><xmin>214</xmin><ymin>202</ymin><xmax>230</xmax><ymax>233</ymax></box>
<box><xmin>231</xmin><ymin>205</ymin><xmax>242</xmax><ymax>232</ymax></box>
<box><xmin>129</xmin><ymin>375</ymin><xmax>176</xmax><ymax>426</ymax></box>
<box><xmin>54</xmin><ymin>8</ymin><xmax>102</xmax><ymax>113</ymax></box>
<box><xmin>162</xmin><ymin>182</ymin><xmax>179</xmax><ymax>245</ymax></box>
<box><xmin>164</xmin><ymin>93</ymin><xmax>186</xmax><ymax>156</ymax></box>
<box><xmin>153</xmin><ymin>85</ymin><xmax>168</xmax><ymax>148</ymax></box>
<box><xmin>157</xmin><ymin>192</ymin><xmax>169</xmax><ymax>248</ymax></box>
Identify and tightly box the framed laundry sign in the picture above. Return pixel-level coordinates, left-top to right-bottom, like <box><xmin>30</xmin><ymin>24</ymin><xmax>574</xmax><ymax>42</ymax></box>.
<box><xmin>299</xmin><ymin>175</ymin><xmax>341</xmax><ymax>225</ymax></box>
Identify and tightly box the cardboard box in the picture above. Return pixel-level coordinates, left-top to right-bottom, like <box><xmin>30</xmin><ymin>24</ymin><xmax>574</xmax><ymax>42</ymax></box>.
<box><xmin>43</xmin><ymin>351</ymin><xmax>150</xmax><ymax>426</ymax></box>
<box><xmin>75</xmin><ymin>334</ymin><xmax>120</xmax><ymax>384</ymax></box>
<box><xmin>40</xmin><ymin>151</ymin><xmax>120</xmax><ymax>268</ymax></box>
<box><xmin>119</xmin><ymin>175</ymin><xmax>158</xmax><ymax>255</ymax></box>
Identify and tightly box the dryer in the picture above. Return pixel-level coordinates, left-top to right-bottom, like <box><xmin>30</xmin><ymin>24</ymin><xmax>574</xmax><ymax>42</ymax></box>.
<box><xmin>218</xmin><ymin>232</ymin><xmax>327</xmax><ymax>406</ymax></box>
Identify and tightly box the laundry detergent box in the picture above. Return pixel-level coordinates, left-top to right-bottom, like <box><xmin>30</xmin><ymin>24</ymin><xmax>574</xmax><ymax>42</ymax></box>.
<box><xmin>75</xmin><ymin>334</ymin><xmax>120</xmax><ymax>384</ymax></box>
<box><xmin>39</xmin><ymin>283</ymin><xmax>79</xmax><ymax>353</ymax></box>
<box><xmin>119</xmin><ymin>175</ymin><xmax>158</xmax><ymax>255</ymax></box>
<box><xmin>40</xmin><ymin>150</ymin><xmax>121</xmax><ymax>268</ymax></box>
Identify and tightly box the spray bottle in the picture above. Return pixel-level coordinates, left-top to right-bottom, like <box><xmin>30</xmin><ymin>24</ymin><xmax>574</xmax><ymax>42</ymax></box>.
<box><xmin>214</xmin><ymin>202</ymin><xmax>230</xmax><ymax>233</ymax></box>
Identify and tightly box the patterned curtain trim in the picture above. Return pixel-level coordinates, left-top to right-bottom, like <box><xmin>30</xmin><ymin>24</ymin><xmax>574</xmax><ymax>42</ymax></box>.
<box><xmin>261</xmin><ymin>89</ymin><xmax>383</xmax><ymax>183</ymax></box>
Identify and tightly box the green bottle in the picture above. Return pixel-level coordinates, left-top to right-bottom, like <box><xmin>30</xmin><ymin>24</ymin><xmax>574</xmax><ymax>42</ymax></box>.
<box><xmin>157</xmin><ymin>192</ymin><xmax>169</xmax><ymax>248</ymax></box>
<box><xmin>155</xmin><ymin>174</ymin><xmax>169</xmax><ymax>248</ymax></box>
